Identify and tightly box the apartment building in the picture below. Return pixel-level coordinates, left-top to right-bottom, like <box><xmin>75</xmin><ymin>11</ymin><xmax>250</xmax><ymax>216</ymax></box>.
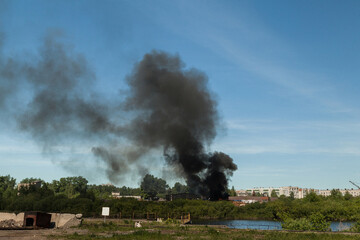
<box><xmin>238</xmin><ymin>186</ymin><xmax>358</xmax><ymax>199</ymax></box>
<box><xmin>244</xmin><ymin>186</ymin><xmax>299</xmax><ymax>198</ymax></box>
<box><xmin>319</xmin><ymin>189</ymin><xmax>360</xmax><ymax>197</ymax></box>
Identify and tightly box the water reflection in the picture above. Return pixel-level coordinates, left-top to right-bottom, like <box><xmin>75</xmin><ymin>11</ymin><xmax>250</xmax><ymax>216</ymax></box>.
<box><xmin>192</xmin><ymin>220</ymin><xmax>354</xmax><ymax>231</ymax></box>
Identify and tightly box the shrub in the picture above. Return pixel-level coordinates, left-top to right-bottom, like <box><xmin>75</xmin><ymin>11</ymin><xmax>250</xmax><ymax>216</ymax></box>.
<box><xmin>282</xmin><ymin>218</ymin><xmax>312</xmax><ymax>231</ymax></box>
<box><xmin>309</xmin><ymin>212</ymin><xmax>330</xmax><ymax>231</ymax></box>
<box><xmin>164</xmin><ymin>218</ymin><xmax>179</xmax><ymax>224</ymax></box>
<box><xmin>282</xmin><ymin>213</ymin><xmax>330</xmax><ymax>231</ymax></box>
<box><xmin>351</xmin><ymin>221</ymin><xmax>360</xmax><ymax>232</ymax></box>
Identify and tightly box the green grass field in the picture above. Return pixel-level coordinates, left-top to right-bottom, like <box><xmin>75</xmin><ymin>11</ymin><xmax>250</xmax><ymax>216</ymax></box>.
<box><xmin>48</xmin><ymin>219</ymin><xmax>360</xmax><ymax>240</ymax></box>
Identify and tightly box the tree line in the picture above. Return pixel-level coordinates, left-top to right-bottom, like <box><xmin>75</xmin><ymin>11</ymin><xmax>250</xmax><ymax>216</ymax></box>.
<box><xmin>0</xmin><ymin>174</ymin><xmax>236</xmax><ymax>218</ymax></box>
<box><xmin>2</xmin><ymin>174</ymin><xmax>360</xmax><ymax>225</ymax></box>
<box><xmin>0</xmin><ymin>174</ymin><xmax>193</xmax><ymax>200</ymax></box>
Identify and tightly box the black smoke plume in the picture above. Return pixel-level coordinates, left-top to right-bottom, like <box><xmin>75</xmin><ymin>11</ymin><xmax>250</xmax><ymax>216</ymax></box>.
<box><xmin>0</xmin><ymin>33</ymin><xmax>237</xmax><ymax>200</ymax></box>
<box><xmin>121</xmin><ymin>51</ymin><xmax>237</xmax><ymax>199</ymax></box>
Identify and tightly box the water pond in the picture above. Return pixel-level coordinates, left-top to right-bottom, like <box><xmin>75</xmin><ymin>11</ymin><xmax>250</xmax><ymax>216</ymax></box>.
<box><xmin>192</xmin><ymin>219</ymin><xmax>354</xmax><ymax>232</ymax></box>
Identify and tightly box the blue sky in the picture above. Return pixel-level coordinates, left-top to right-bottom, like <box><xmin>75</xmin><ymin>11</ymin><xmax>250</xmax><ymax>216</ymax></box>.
<box><xmin>1</xmin><ymin>0</ymin><xmax>360</xmax><ymax>189</ymax></box>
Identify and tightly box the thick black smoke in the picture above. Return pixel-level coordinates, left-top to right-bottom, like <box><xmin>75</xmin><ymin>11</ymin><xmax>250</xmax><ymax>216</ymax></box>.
<box><xmin>122</xmin><ymin>51</ymin><xmax>237</xmax><ymax>199</ymax></box>
<box><xmin>0</xmin><ymin>33</ymin><xmax>237</xmax><ymax>200</ymax></box>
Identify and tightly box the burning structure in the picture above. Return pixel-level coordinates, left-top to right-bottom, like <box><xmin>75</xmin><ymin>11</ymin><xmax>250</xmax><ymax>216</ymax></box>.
<box><xmin>0</xmin><ymin>34</ymin><xmax>237</xmax><ymax>200</ymax></box>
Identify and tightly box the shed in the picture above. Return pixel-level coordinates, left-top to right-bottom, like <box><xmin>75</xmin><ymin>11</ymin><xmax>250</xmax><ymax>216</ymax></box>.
<box><xmin>23</xmin><ymin>212</ymin><xmax>51</xmax><ymax>229</ymax></box>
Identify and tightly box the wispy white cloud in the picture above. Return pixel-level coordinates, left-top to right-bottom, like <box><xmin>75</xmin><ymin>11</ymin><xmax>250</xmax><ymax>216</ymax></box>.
<box><xmin>205</xmin><ymin>23</ymin><xmax>356</xmax><ymax>115</ymax></box>
<box><xmin>214</xmin><ymin>119</ymin><xmax>360</xmax><ymax>155</ymax></box>
<box><xmin>138</xmin><ymin>1</ymin><xmax>357</xmax><ymax>115</ymax></box>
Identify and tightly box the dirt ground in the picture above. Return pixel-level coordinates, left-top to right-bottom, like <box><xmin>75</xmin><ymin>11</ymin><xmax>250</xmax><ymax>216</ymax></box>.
<box><xmin>0</xmin><ymin>228</ymin><xmax>88</xmax><ymax>240</ymax></box>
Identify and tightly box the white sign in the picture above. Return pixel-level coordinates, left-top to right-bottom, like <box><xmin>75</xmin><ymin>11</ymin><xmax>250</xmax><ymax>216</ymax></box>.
<box><xmin>102</xmin><ymin>207</ymin><xmax>110</xmax><ymax>216</ymax></box>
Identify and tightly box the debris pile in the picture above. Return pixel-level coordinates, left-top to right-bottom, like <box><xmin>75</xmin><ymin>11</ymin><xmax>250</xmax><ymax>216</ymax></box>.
<box><xmin>51</xmin><ymin>213</ymin><xmax>83</xmax><ymax>228</ymax></box>
<box><xmin>0</xmin><ymin>219</ymin><xmax>22</xmax><ymax>228</ymax></box>
<box><xmin>0</xmin><ymin>212</ymin><xmax>83</xmax><ymax>229</ymax></box>
<box><xmin>0</xmin><ymin>212</ymin><xmax>24</xmax><ymax>229</ymax></box>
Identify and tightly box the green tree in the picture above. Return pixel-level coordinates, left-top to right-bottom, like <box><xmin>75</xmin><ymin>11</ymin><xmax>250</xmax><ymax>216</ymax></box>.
<box><xmin>229</xmin><ymin>186</ymin><xmax>237</xmax><ymax>197</ymax></box>
<box><xmin>289</xmin><ymin>192</ymin><xmax>295</xmax><ymax>200</ymax></box>
<box><xmin>0</xmin><ymin>175</ymin><xmax>17</xmax><ymax>209</ymax></box>
<box><xmin>20</xmin><ymin>177</ymin><xmax>43</xmax><ymax>183</ymax></box>
<box><xmin>304</xmin><ymin>192</ymin><xmax>321</xmax><ymax>202</ymax></box>
<box><xmin>271</xmin><ymin>189</ymin><xmax>278</xmax><ymax>197</ymax></box>
<box><xmin>0</xmin><ymin>175</ymin><xmax>16</xmax><ymax>193</ymax></box>
<box><xmin>49</xmin><ymin>176</ymin><xmax>88</xmax><ymax>198</ymax></box>
<box><xmin>330</xmin><ymin>189</ymin><xmax>343</xmax><ymax>200</ymax></box>
<box><xmin>172</xmin><ymin>182</ymin><xmax>189</xmax><ymax>194</ymax></box>
<box><xmin>140</xmin><ymin>174</ymin><xmax>169</xmax><ymax>199</ymax></box>
<box><xmin>88</xmin><ymin>184</ymin><xmax>119</xmax><ymax>199</ymax></box>
<box><xmin>344</xmin><ymin>191</ymin><xmax>352</xmax><ymax>200</ymax></box>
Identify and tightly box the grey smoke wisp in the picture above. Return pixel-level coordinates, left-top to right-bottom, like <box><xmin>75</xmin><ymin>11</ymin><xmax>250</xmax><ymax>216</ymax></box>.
<box><xmin>1</xmin><ymin>32</ymin><xmax>124</xmax><ymax>179</ymax></box>
<box><xmin>0</xmin><ymin>34</ymin><xmax>22</xmax><ymax>110</ymax></box>
<box><xmin>0</xmin><ymin>33</ymin><xmax>237</xmax><ymax>199</ymax></box>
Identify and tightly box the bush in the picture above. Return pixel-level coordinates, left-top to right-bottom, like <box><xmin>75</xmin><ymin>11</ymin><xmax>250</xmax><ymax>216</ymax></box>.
<box><xmin>282</xmin><ymin>213</ymin><xmax>330</xmax><ymax>231</ymax></box>
<box><xmin>282</xmin><ymin>218</ymin><xmax>312</xmax><ymax>231</ymax></box>
<box><xmin>164</xmin><ymin>218</ymin><xmax>179</xmax><ymax>224</ymax></box>
<box><xmin>350</xmin><ymin>221</ymin><xmax>360</xmax><ymax>232</ymax></box>
<box><xmin>309</xmin><ymin>212</ymin><xmax>330</xmax><ymax>231</ymax></box>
